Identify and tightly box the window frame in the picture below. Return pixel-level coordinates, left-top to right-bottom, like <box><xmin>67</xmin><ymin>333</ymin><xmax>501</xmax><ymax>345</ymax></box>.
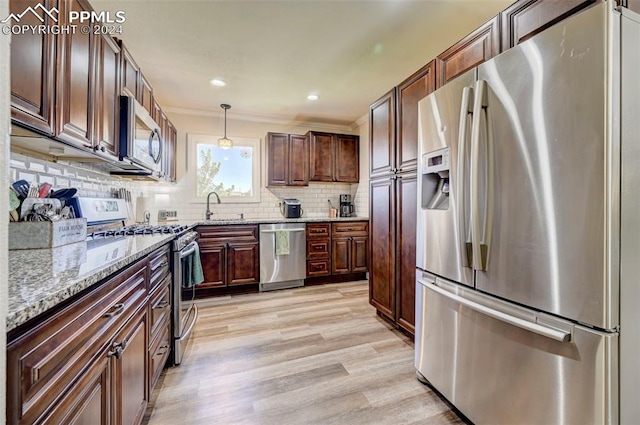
<box><xmin>187</xmin><ymin>133</ymin><xmax>261</xmax><ymax>204</ymax></box>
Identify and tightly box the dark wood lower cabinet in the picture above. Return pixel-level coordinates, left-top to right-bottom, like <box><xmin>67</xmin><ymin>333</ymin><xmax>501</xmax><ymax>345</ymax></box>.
<box><xmin>196</xmin><ymin>225</ymin><xmax>260</xmax><ymax>293</ymax></box>
<box><xmin>369</xmin><ymin>178</ymin><xmax>395</xmax><ymax>320</ymax></box>
<box><xmin>39</xmin><ymin>349</ymin><xmax>111</xmax><ymax>425</ymax></box>
<box><xmin>227</xmin><ymin>242</ymin><xmax>260</xmax><ymax>285</ymax></box>
<box><xmin>114</xmin><ymin>307</ymin><xmax>148</xmax><ymax>425</ymax></box>
<box><xmin>7</xmin><ymin>244</ymin><xmax>172</xmax><ymax>425</ymax></box>
<box><xmin>395</xmin><ymin>174</ymin><xmax>418</xmax><ymax>334</ymax></box>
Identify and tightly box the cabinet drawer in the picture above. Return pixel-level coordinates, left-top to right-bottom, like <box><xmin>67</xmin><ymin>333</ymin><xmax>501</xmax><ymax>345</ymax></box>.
<box><xmin>332</xmin><ymin>221</ymin><xmax>369</xmax><ymax>237</ymax></box>
<box><xmin>198</xmin><ymin>225</ymin><xmax>258</xmax><ymax>242</ymax></box>
<box><xmin>148</xmin><ymin>243</ymin><xmax>170</xmax><ymax>293</ymax></box>
<box><xmin>306</xmin><ymin>223</ymin><xmax>331</xmax><ymax>239</ymax></box>
<box><xmin>307</xmin><ymin>259</ymin><xmax>331</xmax><ymax>277</ymax></box>
<box><xmin>149</xmin><ymin>275</ymin><xmax>171</xmax><ymax>339</ymax></box>
<box><xmin>307</xmin><ymin>240</ymin><xmax>330</xmax><ymax>258</ymax></box>
<box><xmin>149</xmin><ymin>318</ymin><xmax>171</xmax><ymax>393</ymax></box>
<box><xmin>7</xmin><ymin>260</ymin><xmax>147</xmax><ymax>425</ymax></box>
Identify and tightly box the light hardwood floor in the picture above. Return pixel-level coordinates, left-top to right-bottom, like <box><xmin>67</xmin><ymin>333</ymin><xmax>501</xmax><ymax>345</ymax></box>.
<box><xmin>146</xmin><ymin>281</ymin><xmax>465</xmax><ymax>425</ymax></box>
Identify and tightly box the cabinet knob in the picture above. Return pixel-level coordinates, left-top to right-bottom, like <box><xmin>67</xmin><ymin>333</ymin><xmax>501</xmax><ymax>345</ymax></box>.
<box><xmin>100</xmin><ymin>146</ymin><xmax>106</xmax><ymax>152</ymax></box>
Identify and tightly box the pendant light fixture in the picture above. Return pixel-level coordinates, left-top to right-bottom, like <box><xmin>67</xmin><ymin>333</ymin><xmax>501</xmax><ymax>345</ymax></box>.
<box><xmin>218</xmin><ymin>103</ymin><xmax>233</xmax><ymax>149</ymax></box>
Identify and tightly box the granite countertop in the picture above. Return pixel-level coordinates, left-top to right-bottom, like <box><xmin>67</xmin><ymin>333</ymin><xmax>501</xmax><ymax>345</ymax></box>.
<box><xmin>193</xmin><ymin>216</ymin><xmax>369</xmax><ymax>226</ymax></box>
<box><xmin>7</xmin><ymin>233</ymin><xmax>175</xmax><ymax>332</ymax></box>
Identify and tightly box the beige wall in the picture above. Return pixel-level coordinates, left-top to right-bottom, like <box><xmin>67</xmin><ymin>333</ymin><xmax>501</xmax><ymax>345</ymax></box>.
<box><xmin>1</xmin><ymin>0</ymin><xmax>9</xmax><ymax>421</ymax></box>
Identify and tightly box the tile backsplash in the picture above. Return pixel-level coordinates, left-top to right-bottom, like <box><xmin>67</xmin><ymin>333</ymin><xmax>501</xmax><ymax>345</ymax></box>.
<box><xmin>10</xmin><ymin>151</ymin><xmax>369</xmax><ymax>224</ymax></box>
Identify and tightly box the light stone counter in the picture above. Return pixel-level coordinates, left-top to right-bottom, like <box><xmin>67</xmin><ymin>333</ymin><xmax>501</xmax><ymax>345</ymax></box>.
<box><xmin>7</xmin><ymin>233</ymin><xmax>174</xmax><ymax>332</ymax></box>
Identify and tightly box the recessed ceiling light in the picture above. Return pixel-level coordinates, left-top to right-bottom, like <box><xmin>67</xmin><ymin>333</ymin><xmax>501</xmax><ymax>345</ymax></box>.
<box><xmin>307</xmin><ymin>94</ymin><xmax>319</xmax><ymax>101</ymax></box>
<box><xmin>210</xmin><ymin>78</ymin><xmax>227</xmax><ymax>87</ymax></box>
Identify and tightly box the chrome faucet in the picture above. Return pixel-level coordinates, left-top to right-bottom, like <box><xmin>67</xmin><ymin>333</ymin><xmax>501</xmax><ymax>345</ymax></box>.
<box><xmin>205</xmin><ymin>192</ymin><xmax>221</xmax><ymax>220</ymax></box>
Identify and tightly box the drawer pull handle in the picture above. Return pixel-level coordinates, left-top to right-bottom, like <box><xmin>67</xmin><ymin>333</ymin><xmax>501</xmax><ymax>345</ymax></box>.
<box><xmin>154</xmin><ymin>300</ymin><xmax>170</xmax><ymax>309</ymax></box>
<box><xmin>107</xmin><ymin>340</ymin><xmax>127</xmax><ymax>359</ymax></box>
<box><xmin>156</xmin><ymin>344</ymin><xmax>170</xmax><ymax>356</ymax></box>
<box><xmin>157</xmin><ymin>260</ymin><xmax>169</xmax><ymax>268</ymax></box>
<box><xmin>104</xmin><ymin>303</ymin><xmax>125</xmax><ymax>318</ymax></box>
<box><xmin>314</xmin><ymin>245</ymin><xmax>323</xmax><ymax>250</ymax></box>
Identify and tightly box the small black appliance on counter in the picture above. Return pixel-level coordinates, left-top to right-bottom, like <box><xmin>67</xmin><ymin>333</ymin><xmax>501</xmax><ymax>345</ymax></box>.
<box><xmin>281</xmin><ymin>199</ymin><xmax>303</xmax><ymax>218</ymax></box>
<box><xmin>339</xmin><ymin>194</ymin><xmax>355</xmax><ymax>217</ymax></box>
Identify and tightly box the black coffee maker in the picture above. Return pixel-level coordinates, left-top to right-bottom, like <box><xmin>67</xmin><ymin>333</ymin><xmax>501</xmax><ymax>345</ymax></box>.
<box><xmin>339</xmin><ymin>194</ymin><xmax>355</xmax><ymax>217</ymax></box>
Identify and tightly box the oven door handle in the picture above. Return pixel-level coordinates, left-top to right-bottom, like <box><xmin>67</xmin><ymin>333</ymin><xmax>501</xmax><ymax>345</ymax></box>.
<box><xmin>179</xmin><ymin>241</ymin><xmax>198</xmax><ymax>259</ymax></box>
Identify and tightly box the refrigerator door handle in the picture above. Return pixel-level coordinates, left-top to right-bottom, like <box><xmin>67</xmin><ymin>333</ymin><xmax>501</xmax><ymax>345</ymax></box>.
<box><xmin>457</xmin><ymin>86</ymin><xmax>473</xmax><ymax>267</ymax></box>
<box><xmin>418</xmin><ymin>278</ymin><xmax>572</xmax><ymax>343</ymax></box>
<box><xmin>470</xmin><ymin>80</ymin><xmax>489</xmax><ymax>271</ymax></box>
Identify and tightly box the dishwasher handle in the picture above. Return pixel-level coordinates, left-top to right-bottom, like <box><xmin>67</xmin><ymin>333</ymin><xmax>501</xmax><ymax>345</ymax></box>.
<box><xmin>260</xmin><ymin>228</ymin><xmax>306</xmax><ymax>234</ymax></box>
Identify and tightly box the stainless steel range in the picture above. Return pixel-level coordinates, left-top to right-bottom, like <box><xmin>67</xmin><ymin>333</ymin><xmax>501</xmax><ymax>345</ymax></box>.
<box><xmin>77</xmin><ymin>197</ymin><xmax>199</xmax><ymax>367</ymax></box>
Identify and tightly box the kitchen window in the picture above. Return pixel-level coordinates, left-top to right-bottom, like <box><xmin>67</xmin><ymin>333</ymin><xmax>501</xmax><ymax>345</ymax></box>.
<box><xmin>187</xmin><ymin>134</ymin><xmax>261</xmax><ymax>203</ymax></box>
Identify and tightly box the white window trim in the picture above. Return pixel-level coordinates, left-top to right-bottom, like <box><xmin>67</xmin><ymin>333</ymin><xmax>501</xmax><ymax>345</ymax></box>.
<box><xmin>187</xmin><ymin>133</ymin><xmax>261</xmax><ymax>204</ymax></box>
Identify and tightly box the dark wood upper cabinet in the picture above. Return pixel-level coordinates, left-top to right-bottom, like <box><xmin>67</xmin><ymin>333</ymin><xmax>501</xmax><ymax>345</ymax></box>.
<box><xmin>369</xmin><ymin>89</ymin><xmax>396</xmax><ymax>179</ymax></box>
<box><xmin>435</xmin><ymin>15</ymin><xmax>501</xmax><ymax>88</ymax></box>
<box><xmin>501</xmin><ymin>0</ymin><xmax>599</xmax><ymax>49</ymax></box>
<box><xmin>308</xmin><ymin>131</ymin><xmax>359</xmax><ymax>183</ymax></box>
<box><xmin>10</xmin><ymin>0</ymin><xmax>57</xmax><ymax>135</ymax></box>
<box><xmin>139</xmin><ymin>72</ymin><xmax>153</xmax><ymax>114</ymax></box>
<box><xmin>289</xmin><ymin>134</ymin><xmax>309</xmax><ymax>185</ymax></box>
<box><xmin>334</xmin><ymin>134</ymin><xmax>359</xmax><ymax>183</ymax></box>
<box><xmin>55</xmin><ymin>0</ymin><xmax>95</xmax><ymax>148</ymax></box>
<box><xmin>308</xmin><ymin>131</ymin><xmax>335</xmax><ymax>182</ymax></box>
<box><xmin>94</xmin><ymin>34</ymin><xmax>121</xmax><ymax>158</ymax></box>
<box><xmin>165</xmin><ymin>121</ymin><xmax>177</xmax><ymax>182</ymax></box>
<box><xmin>120</xmin><ymin>41</ymin><xmax>140</xmax><ymax>98</ymax></box>
<box><xmin>397</xmin><ymin>61</ymin><xmax>435</xmax><ymax>174</ymax></box>
<box><xmin>266</xmin><ymin>132</ymin><xmax>308</xmax><ymax>186</ymax></box>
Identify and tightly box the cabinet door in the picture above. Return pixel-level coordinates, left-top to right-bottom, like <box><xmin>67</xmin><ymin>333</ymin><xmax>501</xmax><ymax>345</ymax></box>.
<box><xmin>227</xmin><ymin>242</ymin><xmax>259</xmax><ymax>285</ymax></box>
<box><xmin>56</xmin><ymin>0</ymin><xmax>95</xmax><ymax>148</ymax></box>
<box><xmin>10</xmin><ymin>0</ymin><xmax>56</xmax><ymax>135</ymax></box>
<box><xmin>397</xmin><ymin>61</ymin><xmax>435</xmax><ymax>173</ymax></box>
<box><xmin>435</xmin><ymin>15</ymin><xmax>500</xmax><ymax>88</ymax></box>
<box><xmin>199</xmin><ymin>241</ymin><xmax>227</xmax><ymax>288</ymax></box>
<box><xmin>501</xmin><ymin>0</ymin><xmax>598</xmax><ymax>49</ymax></box>
<box><xmin>308</xmin><ymin>132</ymin><xmax>335</xmax><ymax>181</ymax></box>
<box><xmin>40</xmin><ymin>351</ymin><xmax>111</xmax><ymax>425</ymax></box>
<box><xmin>369</xmin><ymin>177</ymin><xmax>396</xmax><ymax>320</ymax></box>
<box><xmin>113</xmin><ymin>307</ymin><xmax>148</xmax><ymax>425</ymax></box>
<box><xmin>266</xmin><ymin>132</ymin><xmax>289</xmax><ymax>186</ymax></box>
<box><xmin>369</xmin><ymin>89</ymin><xmax>396</xmax><ymax>179</ymax></box>
<box><xmin>288</xmin><ymin>134</ymin><xmax>309</xmax><ymax>186</ymax></box>
<box><xmin>395</xmin><ymin>174</ymin><xmax>418</xmax><ymax>335</ymax></box>
<box><xmin>165</xmin><ymin>122</ymin><xmax>177</xmax><ymax>182</ymax></box>
<box><xmin>139</xmin><ymin>72</ymin><xmax>153</xmax><ymax>114</ymax></box>
<box><xmin>331</xmin><ymin>238</ymin><xmax>350</xmax><ymax>274</ymax></box>
<box><xmin>334</xmin><ymin>135</ymin><xmax>359</xmax><ymax>183</ymax></box>
<box><xmin>95</xmin><ymin>34</ymin><xmax>120</xmax><ymax>158</ymax></box>
<box><xmin>120</xmin><ymin>43</ymin><xmax>139</xmax><ymax>97</ymax></box>
<box><xmin>351</xmin><ymin>236</ymin><xmax>369</xmax><ymax>273</ymax></box>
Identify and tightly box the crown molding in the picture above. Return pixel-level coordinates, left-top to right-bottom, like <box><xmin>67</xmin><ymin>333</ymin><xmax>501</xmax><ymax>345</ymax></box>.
<box><xmin>163</xmin><ymin>106</ymin><xmax>357</xmax><ymax>133</ymax></box>
<box><xmin>351</xmin><ymin>113</ymin><xmax>368</xmax><ymax>131</ymax></box>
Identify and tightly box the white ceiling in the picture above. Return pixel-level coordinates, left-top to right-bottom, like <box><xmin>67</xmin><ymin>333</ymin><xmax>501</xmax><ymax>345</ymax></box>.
<box><xmin>92</xmin><ymin>0</ymin><xmax>513</xmax><ymax>126</ymax></box>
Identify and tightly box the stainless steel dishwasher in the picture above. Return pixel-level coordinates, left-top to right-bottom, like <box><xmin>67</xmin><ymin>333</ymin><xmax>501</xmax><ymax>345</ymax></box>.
<box><xmin>259</xmin><ymin>223</ymin><xmax>306</xmax><ymax>291</ymax></box>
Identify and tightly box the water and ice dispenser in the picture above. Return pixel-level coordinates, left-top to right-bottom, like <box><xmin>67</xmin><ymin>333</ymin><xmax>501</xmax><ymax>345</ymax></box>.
<box><xmin>421</xmin><ymin>148</ymin><xmax>450</xmax><ymax>210</ymax></box>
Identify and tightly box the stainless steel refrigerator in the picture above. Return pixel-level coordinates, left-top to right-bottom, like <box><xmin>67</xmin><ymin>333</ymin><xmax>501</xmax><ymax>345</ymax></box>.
<box><xmin>414</xmin><ymin>2</ymin><xmax>640</xmax><ymax>423</ymax></box>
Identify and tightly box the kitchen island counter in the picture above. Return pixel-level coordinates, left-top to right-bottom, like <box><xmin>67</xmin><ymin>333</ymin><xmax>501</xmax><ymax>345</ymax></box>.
<box><xmin>7</xmin><ymin>234</ymin><xmax>175</xmax><ymax>332</ymax></box>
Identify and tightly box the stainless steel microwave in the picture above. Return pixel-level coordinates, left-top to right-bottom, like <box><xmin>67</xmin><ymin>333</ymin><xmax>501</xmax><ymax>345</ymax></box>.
<box><xmin>115</xmin><ymin>96</ymin><xmax>163</xmax><ymax>177</ymax></box>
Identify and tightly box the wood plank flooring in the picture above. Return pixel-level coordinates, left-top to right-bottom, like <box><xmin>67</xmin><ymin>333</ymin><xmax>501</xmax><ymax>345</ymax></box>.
<box><xmin>145</xmin><ymin>281</ymin><xmax>465</xmax><ymax>425</ymax></box>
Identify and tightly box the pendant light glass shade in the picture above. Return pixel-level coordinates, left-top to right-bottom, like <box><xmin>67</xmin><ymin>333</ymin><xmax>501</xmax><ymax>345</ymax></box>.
<box><xmin>218</xmin><ymin>104</ymin><xmax>233</xmax><ymax>149</ymax></box>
